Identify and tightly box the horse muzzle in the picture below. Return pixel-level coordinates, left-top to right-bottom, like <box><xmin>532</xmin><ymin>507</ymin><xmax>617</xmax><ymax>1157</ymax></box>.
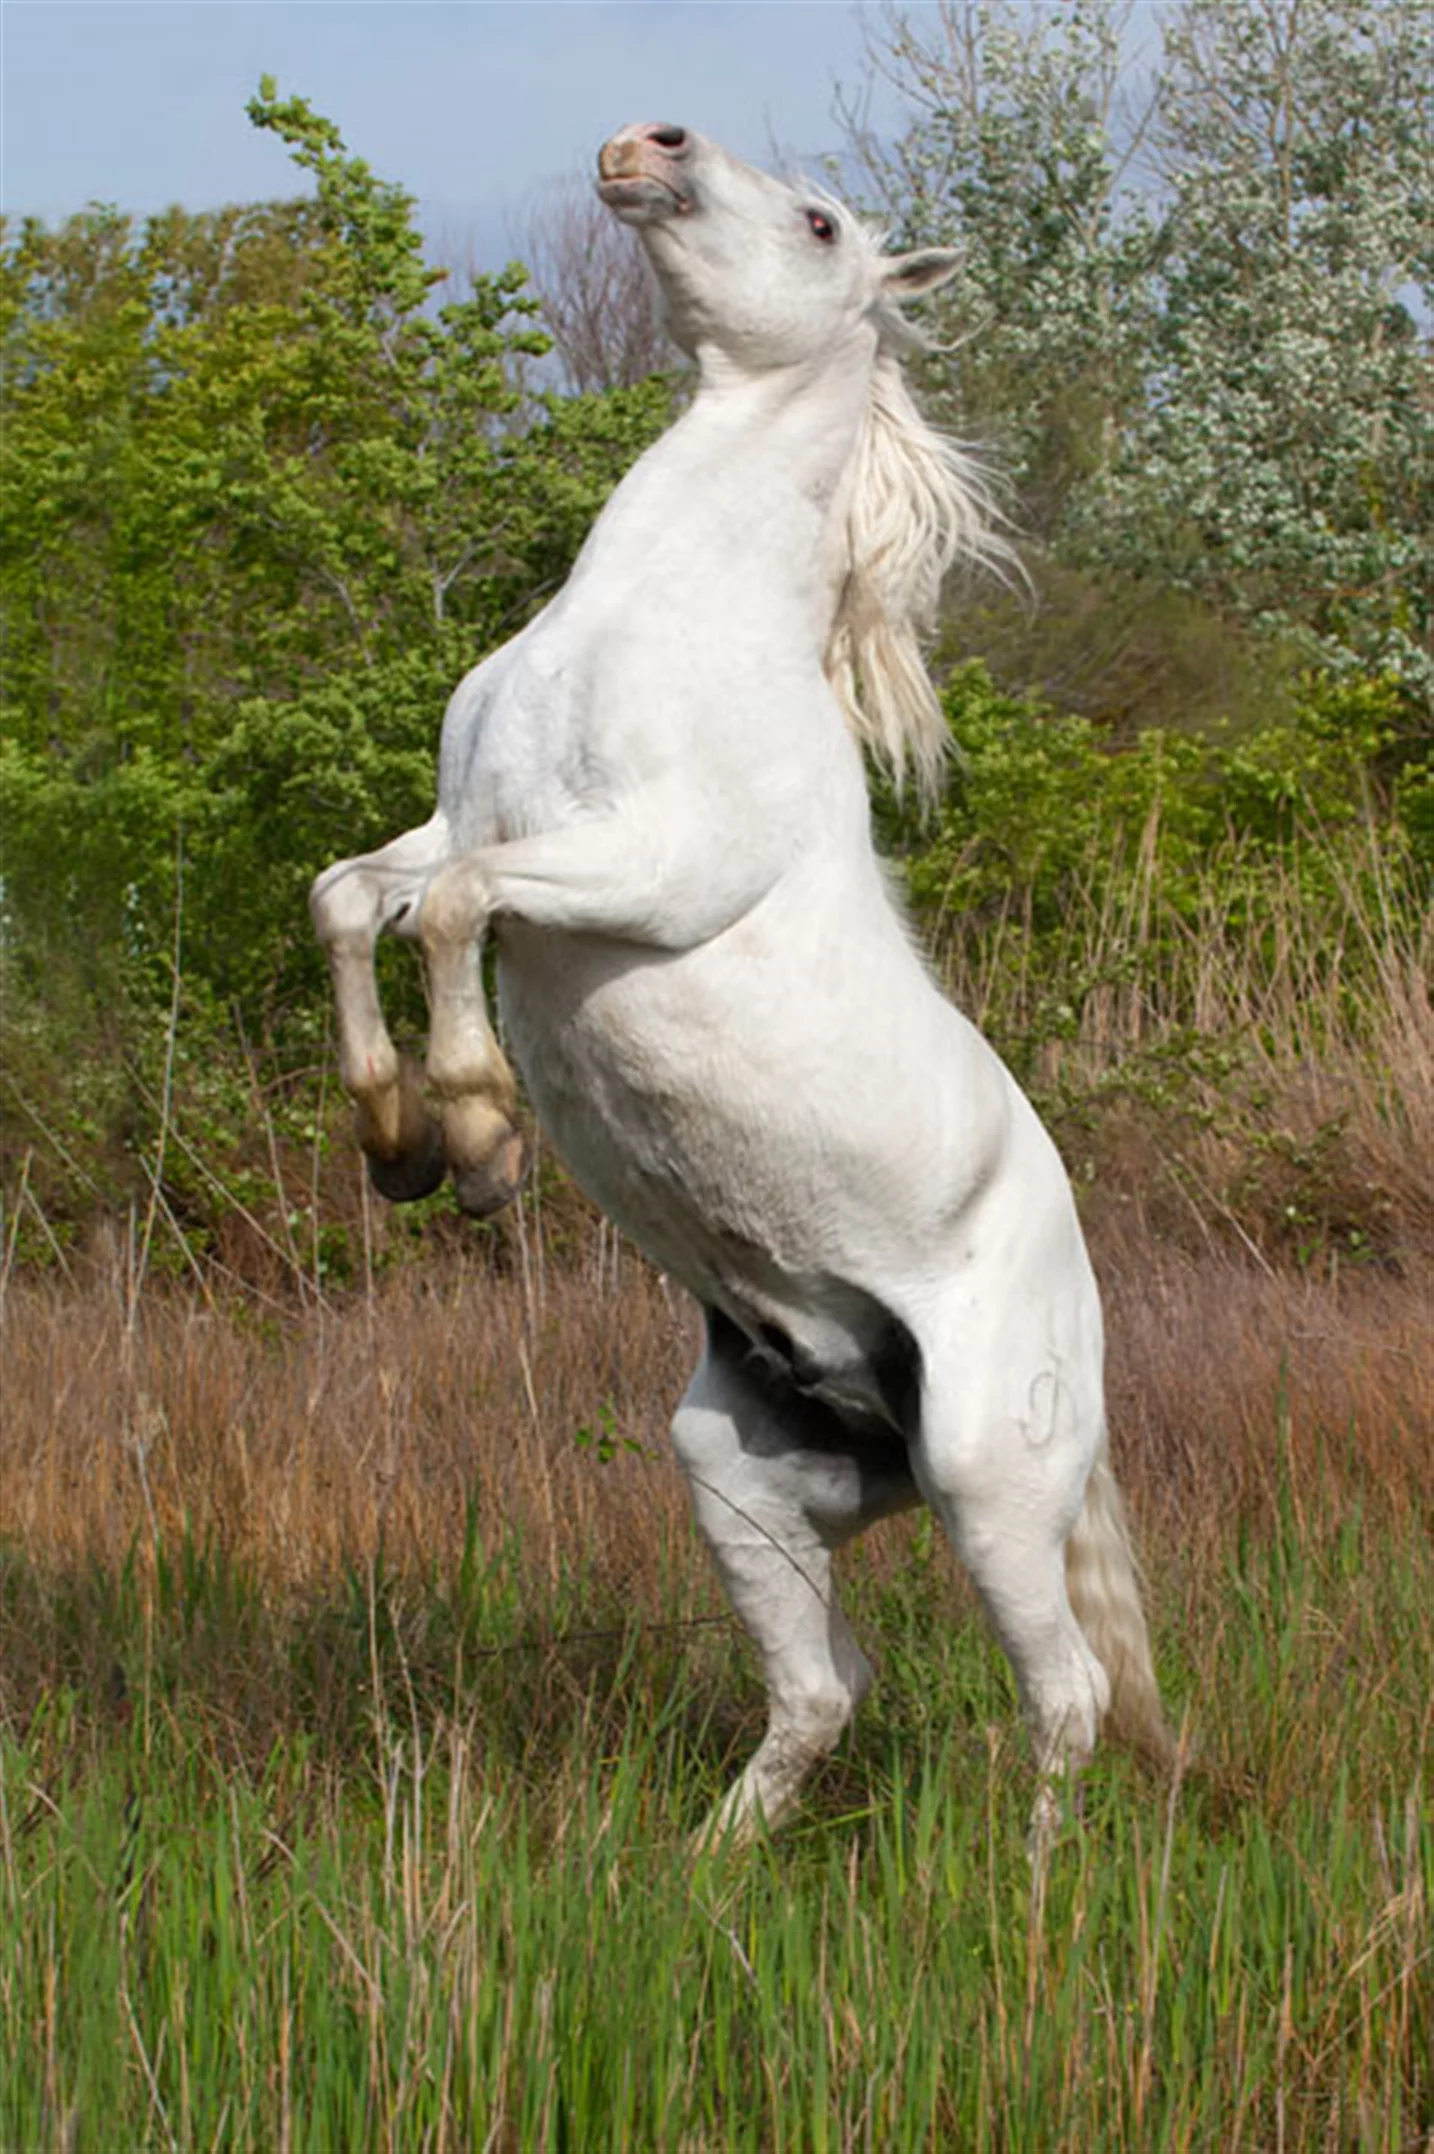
<box><xmin>597</xmin><ymin>122</ymin><xmax>696</xmax><ymax>218</ymax></box>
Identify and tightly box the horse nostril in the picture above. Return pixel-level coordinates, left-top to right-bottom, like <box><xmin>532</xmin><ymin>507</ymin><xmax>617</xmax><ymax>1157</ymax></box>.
<box><xmin>649</xmin><ymin>125</ymin><xmax>688</xmax><ymax>153</ymax></box>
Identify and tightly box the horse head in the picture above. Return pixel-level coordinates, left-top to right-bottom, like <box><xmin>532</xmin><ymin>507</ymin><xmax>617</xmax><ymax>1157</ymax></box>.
<box><xmin>596</xmin><ymin>122</ymin><xmax>962</xmax><ymax>375</ymax></box>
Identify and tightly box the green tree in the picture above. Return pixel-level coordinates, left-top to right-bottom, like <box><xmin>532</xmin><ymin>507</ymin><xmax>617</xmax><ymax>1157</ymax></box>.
<box><xmin>846</xmin><ymin>0</ymin><xmax>1163</xmax><ymax>536</ymax></box>
<box><xmin>1</xmin><ymin>87</ymin><xmax>677</xmax><ymax>1233</ymax></box>
<box><xmin>845</xmin><ymin>0</ymin><xmax>1431</xmax><ymax>694</ymax></box>
<box><xmin>1099</xmin><ymin>0</ymin><xmax>1432</xmax><ymax>687</ymax></box>
<box><xmin>1</xmin><ymin>87</ymin><xmax>672</xmax><ymax>1014</ymax></box>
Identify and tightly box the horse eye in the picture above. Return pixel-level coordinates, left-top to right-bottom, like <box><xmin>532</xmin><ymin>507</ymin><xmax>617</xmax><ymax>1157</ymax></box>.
<box><xmin>805</xmin><ymin>210</ymin><xmax>837</xmax><ymax>245</ymax></box>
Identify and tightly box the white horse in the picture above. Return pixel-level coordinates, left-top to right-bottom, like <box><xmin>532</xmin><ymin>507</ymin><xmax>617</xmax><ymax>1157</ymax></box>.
<box><xmin>310</xmin><ymin>123</ymin><xmax>1170</xmax><ymax>1844</ymax></box>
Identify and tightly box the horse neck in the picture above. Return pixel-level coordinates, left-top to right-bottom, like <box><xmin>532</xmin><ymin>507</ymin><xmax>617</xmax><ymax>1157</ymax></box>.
<box><xmin>586</xmin><ymin>342</ymin><xmax>875</xmax><ymax>622</ymax></box>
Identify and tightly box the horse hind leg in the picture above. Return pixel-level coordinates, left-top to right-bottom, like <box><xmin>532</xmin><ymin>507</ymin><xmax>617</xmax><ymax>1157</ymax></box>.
<box><xmin>912</xmin><ymin>1327</ymin><xmax>1124</xmax><ymax>1840</ymax></box>
<box><xmin>310</xmin><ymin>841</ymin><xmax>446</xmax><ymax>1204</ymax></box>
<box><xmin>674</xmin><ymin>1315</ymin><xmax>918</xmax><ymax>1850</ymax></box>
<box><xmin>416</xmin><ymin>856</ymin><xmax>527</xmax><ymax>1218</ymax></box>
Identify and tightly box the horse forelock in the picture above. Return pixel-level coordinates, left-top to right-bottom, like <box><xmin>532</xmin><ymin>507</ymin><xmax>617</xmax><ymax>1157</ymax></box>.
<box><xmin>825</xmin><ymin>350</ymin><xmax>1012</xmax><ymax>808</ymax></box>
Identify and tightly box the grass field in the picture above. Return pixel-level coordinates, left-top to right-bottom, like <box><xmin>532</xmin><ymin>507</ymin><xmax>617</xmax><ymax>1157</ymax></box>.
<box><xmin>2</xmin><ymin>828</ymin><xmax>1429</xmax><ymax>2148</ymax></box>
<box><xmin>1</xmin><ymin>1214</ymin><xmax>1429</xmax><ymax>2151</ymax></box>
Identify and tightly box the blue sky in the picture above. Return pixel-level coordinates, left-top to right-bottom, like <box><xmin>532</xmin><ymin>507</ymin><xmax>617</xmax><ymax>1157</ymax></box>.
<box><xmin>1</xmin><ymin>3</ymin><xmax>911</xmax><ymax>267</ymax></box>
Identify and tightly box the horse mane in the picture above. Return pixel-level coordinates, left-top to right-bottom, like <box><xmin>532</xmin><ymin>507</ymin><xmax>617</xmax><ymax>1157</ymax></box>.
<box><xmin>824</xmin><ymin>321</ymin><xmax>1012</xmax><ymax>807</ymax></box>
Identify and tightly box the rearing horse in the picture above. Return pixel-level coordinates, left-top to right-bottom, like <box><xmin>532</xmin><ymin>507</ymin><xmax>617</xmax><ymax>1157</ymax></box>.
<box><xmin>310</xmin><ymin>124</ymin><xmax>1170</xmax><ymax>1844</ymax></box>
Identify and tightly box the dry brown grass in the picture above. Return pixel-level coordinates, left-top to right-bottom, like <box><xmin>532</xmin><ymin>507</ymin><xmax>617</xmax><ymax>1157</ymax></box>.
<box><xmin>1099</xmin><ymin>1232</ymin><xmax>1430</xmax><ymax>1532</ymax></box>
<box><xmin>3</xmin><ymin>816</ymin><xmax>1428</xmax><ymax>1762</ymax></box>
<box><xmin>3</xmin><ymin>1202</ymin><xmax>1426</xmax><ymax>1636</ymax></box>
<box><xmin>1</xmin><ymin>1236</ymin><xmax>700</xmax><ymax>1598</ymax></box>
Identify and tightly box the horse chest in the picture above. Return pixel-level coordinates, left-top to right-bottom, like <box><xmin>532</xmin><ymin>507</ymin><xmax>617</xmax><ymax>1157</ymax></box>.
<box><xmin>496</xmin><ymin>935</ymin><xmax>813</xmax><ymax>1279</ymax></box>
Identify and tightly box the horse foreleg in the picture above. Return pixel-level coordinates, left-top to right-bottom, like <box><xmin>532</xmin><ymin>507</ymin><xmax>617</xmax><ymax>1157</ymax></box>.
<box><xmin>310</xmin><ymin>848</ymin><xmax>446</xmax><ymax>1203</ymax></box>
<box><xmin>417</xmin><ymin>857</ymin><xmax>526</xmax><ymax>1218</ymax></box>
<box><xmin>411</xmin><ymin>808</ymin><xmax>785</xmax><ymax>1215</ymax></box>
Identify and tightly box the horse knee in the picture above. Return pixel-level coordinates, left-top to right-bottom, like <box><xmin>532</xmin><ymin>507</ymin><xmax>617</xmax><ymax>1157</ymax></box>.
<box><xmin>310</xmin><ymin>859</ymin><xmax>376</xmax><ymax>948</ymax></box>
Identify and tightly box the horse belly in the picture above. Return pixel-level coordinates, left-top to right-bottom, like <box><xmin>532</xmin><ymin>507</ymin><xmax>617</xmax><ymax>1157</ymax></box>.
<box><xmin>493</xmin><ymin>924</ymin><xmax>1009</xmax><ymax>1432</ymax></box>
<box><xmin>497</xmin><ymin>938</ymin><xmax>782</xmax><ymax>1273</ymax></box>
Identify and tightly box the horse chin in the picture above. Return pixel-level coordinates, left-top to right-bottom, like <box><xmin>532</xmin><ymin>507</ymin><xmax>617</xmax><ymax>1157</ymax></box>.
<box><xmin>596</xmin><ymin>176</ymin><xmax>691</xmax><ymax>223</ymax></box>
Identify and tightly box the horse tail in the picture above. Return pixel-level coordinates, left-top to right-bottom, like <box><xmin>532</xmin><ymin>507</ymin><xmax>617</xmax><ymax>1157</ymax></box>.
<box><xmin>1065</xmin><ymin>1440</ymin><xmax>1176</xmax><ymax>1771</ymax></box>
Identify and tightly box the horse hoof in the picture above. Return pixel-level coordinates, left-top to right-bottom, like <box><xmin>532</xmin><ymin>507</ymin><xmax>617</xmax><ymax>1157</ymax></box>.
<box><xmin>366</xmin><ymin>1122</ymin><xmax>447</xmax><ymax>1204</ymax></box>
<box><xmin>450</xmin><ymin>1129</ymin><xmax>528</xmax><ymax>1218</ymax></box>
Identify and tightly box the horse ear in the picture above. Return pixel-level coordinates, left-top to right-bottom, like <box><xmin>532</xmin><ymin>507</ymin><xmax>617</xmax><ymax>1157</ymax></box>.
<box><xmin>882</xmin><ymin>248</ymin><xmax>962</xmax><ymax>300</ymax></box>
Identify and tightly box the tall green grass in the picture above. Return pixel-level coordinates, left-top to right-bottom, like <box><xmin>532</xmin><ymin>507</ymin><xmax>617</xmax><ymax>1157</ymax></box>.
<box><xmin>3</xmin><ymin>1456</ymin><xmax>1428</xmax><ymax>2152</ymax></box>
